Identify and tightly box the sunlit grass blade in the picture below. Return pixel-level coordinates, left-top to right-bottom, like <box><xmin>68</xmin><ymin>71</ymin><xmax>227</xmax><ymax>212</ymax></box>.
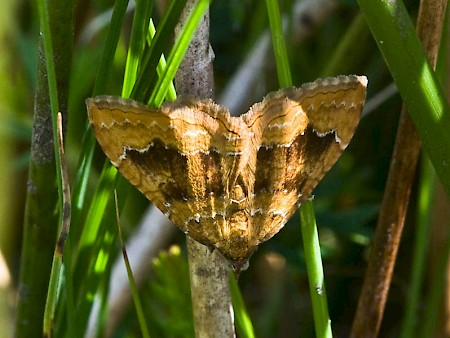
<box><xmin>123</xmin><ymin>0</ymin><xmax>153</xmax><ymax>98</ymax></box>
<box><xmin>147</xmin><ymin>19</ymin><xmax>176</xmax><ymax>102</ymax></box>
<box><xmin>67</xmin><ymin>2</ymin><xmax>131</xmax><ymax>332</ymax></box>
<box><xmin>67</xmin><ymin>163</ymin><xmax>120</xmax><ymax>337</ymax></box>
<box><xmin>132</xmin><ymin>0</ymin><xmax>187</xmax><ymax>102</ymax></box>
<box><xmin>71</xmin><ymin>0</ymin><xmax>129</xmax><ymax>225</ymax></box>
<box><xmin>230</xmin><ymin>274</ymin><xmax>256</xmax><ymax>338</ymax></box>
<box><xmin>148</xmin><ymin>0</ymin><xmax>212</xmax><ymax>107</ymax></box>
<box><xmin>357</xmin><ymin>0</ymin><xmax>450</xmax><ymax>193</ymax></box>
<box><xmin>70</xmin><ymin>2</ymin><xmax>213</xmax><ymax>336</ymax></box>
<box><xmin>69</xmin><ymin>220</ymin><xmax>118</xmax><ymax>337</ymax></box>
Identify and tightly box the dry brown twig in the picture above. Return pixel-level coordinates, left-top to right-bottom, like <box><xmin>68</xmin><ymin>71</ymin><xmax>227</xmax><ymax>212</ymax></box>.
<box><xmin>351</xmin><ymin>0</ymin><xmax>448</xmax><ymax>336</ymax></box>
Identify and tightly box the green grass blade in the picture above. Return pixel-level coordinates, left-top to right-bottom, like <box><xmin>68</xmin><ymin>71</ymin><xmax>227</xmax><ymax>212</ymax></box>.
<box><xmin>71</xmin><ymin>131</ymin><xmax>95</xmax><ymax>230</ymax></box>
<box><xmin>69</xmin><ymin>2</ymin><xmax>210</xmax><ymax>334</ymax></box>
<box><xmin>68</xmin><ymin>163</ymin><xmax>121</xmax><ymax>337</ymax></box>
<box><xmin>77</xmin><ymin>163</ymin><xmax>119</xmax><ymax>253</ymax></box>
<box><xmin>266</xmin><ymin>1</ymin><xmax>332</xmax><ymax>337</ymax></box>
<box><xmin>72</xmin><ymin>0</ymin><xmax>132</xmax><ymax>245</ymax></box>
<box><xmin>68</xmin><ymin>5</ymin><xmax>131</xmax><ymax>329</ymax></box>
<box><xmin>149</xmin><ymin>0</ymin><xmax>212</xmax><ymax>107</ymax></box>
<box><xmin>400</xmin><ymin>15</ymin><xmax>449</xmax><ymax>336</ymax></box>
<box><xmin>230</xmin><ymin>274</ymin><xmax>256</xmax><ymax>338</ymax></box>
<box><xmin>115</xmin><ymin>191</ymin><xmax>151</xmax><ymax>338</ymax></box>
<box><xmin>92</xmin><ymin>0</ymin><xmax>130</xmax><ymax>96</ymax></box>
<box><xmin>265</xmin><ymin>0</ymin><xmax>292</xmax><ymax>88</ymax></box>
<box><xmin>399</xmin><ymin>155</ymin><xmax>434</xmax><ymax>338</ymax></box>
<box><xmin>132</xmin><ymin>0</ymin><xmax>187</xmax><ymax>102</ymax></box>
<box><xmin>123</xmin><ymin>0</ymin><xmax>153</xmax><ymax>97</ymax></box>
<box><xmin>357</xmin><ymin>0</ymin><xmax>450</xmax><ymax>194</ymax></box>
<box><xmin>71</xmin><ymin>0</ymin><xmax>129</xmax><ymax>224</ymax></box>
<box><xmin>69</xmin><ymin>219</ymin><xmax>118</xmax><ymax>337</ymax></box>
<box><xmin>32</xmin><ymin>0</ymin><xmax>73</xmax><ymax>336</ymax></box>
<box><xmin>147</xmin><ymin>19</ymin><xmax>177</xmax><ymax>101</ymax></box>
<box><xmin>300</xmin><ymin>202</ymin><xmax>333</xmax><ymax>338</ymax></box>
<box><xmin>419</xmin><ymin>231</ymin><xmax>450</xmax><ymax>336</ymax></box>
<box><xmin>321</xmin><ymin>13</ymin><xmax>370</xmax><ymax>76</ymax></box>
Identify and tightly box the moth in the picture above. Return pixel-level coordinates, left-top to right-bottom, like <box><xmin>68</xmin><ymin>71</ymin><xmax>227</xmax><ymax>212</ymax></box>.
<box><xmin>87</xmin><ymin>75</ymin><xmax>367</xmax><ymax>270</ymax></box>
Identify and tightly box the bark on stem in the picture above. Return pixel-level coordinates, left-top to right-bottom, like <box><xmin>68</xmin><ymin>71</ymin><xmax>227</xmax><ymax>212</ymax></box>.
<box><xmin>174</xmin><ymin>1</ymin><xmax>235</xmax><ymax>337</ymax></box>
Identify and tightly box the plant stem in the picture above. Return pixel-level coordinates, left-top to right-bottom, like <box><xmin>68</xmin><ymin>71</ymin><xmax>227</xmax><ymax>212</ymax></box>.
<box><xmin>16</xmin><ymin>0</ymin><xmax>73</xmax><ymax>336</ymax></box>
<box><xmin>266</xmin><ymin>1</ymin><xmax>332</xmax><ymax>337</ymax></box>
<box><xmin>351</xmin><ymin>0</ymin><xmax>447</xmax><ymax>336</ymax></box>
<box><xmin>174</xmin><ymin>1</ymin><xmax>235</xmax><ymax>337</ymax></box>
<box><xmin>356</xmin><ymin>0</ymin><xmax>450</xmax><ymax>193</ymax></box>
<box><xmin>300</xmin><ymin>202</ymin><xmax>333</xmax><ymax>338</ymax></box>
<box><xmin>265</xmin><ymin>0</ymin><xmax>292</xmax><ymax>87</ymax></box>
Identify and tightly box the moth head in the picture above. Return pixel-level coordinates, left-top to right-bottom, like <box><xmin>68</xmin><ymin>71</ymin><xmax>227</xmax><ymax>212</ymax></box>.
<box><xmin>229</xmin><ymin>257</ymin><xmax>250</xmax><ymax>275</ymax></box>
<box><xmin>222</xmin><ymin>246</ymin><xmax>257</xmax><ymax>275</ymax></box>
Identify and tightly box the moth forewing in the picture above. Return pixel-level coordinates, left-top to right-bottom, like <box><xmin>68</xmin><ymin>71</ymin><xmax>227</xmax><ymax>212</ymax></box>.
<box><xmin>86</xmin><ymin>75</ymin><xmax>368</xmax><ymax>270</ymax></box>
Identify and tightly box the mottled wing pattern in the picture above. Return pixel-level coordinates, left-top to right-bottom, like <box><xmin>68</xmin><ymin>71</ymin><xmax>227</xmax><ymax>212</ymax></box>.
<box><xmin>242</xmin><ymin>75</ymin><xmax>367</xmax><ymax>244</ymax></box>
<box><xmin>87</xmin><ymin>75</ymin><xmax>367</xmax><ymax>270</ymax></box>
<box><xmin>87</xmin><ymin>96</ymin><xmax>252</xmax><ymax>251</ymax></box>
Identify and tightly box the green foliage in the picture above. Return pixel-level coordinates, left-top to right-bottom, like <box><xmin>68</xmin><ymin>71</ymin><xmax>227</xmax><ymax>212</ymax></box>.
<box><xmin>4</xmin><ymin>0</ymin><xmax>449</xmax><ymax>337</ymax></box>
<box><xmin>144</xmin><ymin>246</ymin><xmax>194</xmax><ymax>338</ymax></box>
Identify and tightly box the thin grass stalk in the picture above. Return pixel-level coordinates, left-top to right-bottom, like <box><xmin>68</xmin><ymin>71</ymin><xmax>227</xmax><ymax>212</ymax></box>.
<box><xmin>147</xmin><ymin>19</ymin><xmax>177</xmax><ymax>101</ymax></box>
<box><xmin>414</xmin><ymin>17</ymin><xmax>450</xmax><ymax>333</ymax></box>
<box><xmin>44</xmin><ymin>113</ymin><xmax>71</xmax><ymax>336</ymax></box>
<box><xmin>92</xmin><ymin>0</ymin><xmax>130</xmax><ymax>96</ymax></box>
<box><xmin>399</xmin><ymin>155</ymin><xmax>434</xmax><ymax>338</ymax></box>
<box><xmin>150</xmin><ymin>0</ymin><xmax>212</xmax><ymax>106</ymax></box>
<box><xmin>16</xmin><ymin>0</ymin><xmax>73</xmax><ymax>336</ymax></box>
<box><xmin>266</xmin><ymin>0</ymin><xmax>332</xmax><ymax>337</ymax></box>
<box><xmin>74</xmin><ymin>0</ymin><xmax>180</xmax><ymax>265</ymax></box>
<box><xmin>415</xmin><ymin>5</ymin><xmax>449</xmax><ymax>337</ymax></box>
<box><xmin>122</xmin><ymin>0</ymin><xmax>153</xmax><ymax>98</ymax></box>
<box><xmin>321</xmin><ymin>13</ymin><xmax>370</xmax><ymax>76</ymax></box>
<box><xmin>265</xmin><ymin>0</ymin><xmax>292</xmax><ymax>87</ymax></box>
<box><xmin>73</xmin><ymin>1</ymin><xmax>212</xmax><ymax>335</ymax></box>
<box><xmin>82</xmin><ymin>15</ymin><xmax>176</xmax><ymax>337</ymax></box>
<box><xmin>300</xmin><ymin>202</ymin><xmax>333</xmax><ymax>338</ymax></box>
<box><xmin>77</xmin><ymin>0</ymin><xmax>186</xmax><ymax>258</ymax></box>
<box><xmin>114</xmin><ymin>191</ymin><xmax>151</xmax><ymax>338</ymax></box>
<box><xmin>68</xmin><ymin>164</ymin><xmax>119</xmax><ymax>337</ymax></box>
<box><xmin>230</xmin><ymin>275</ymin><xmax>256</xmax><ymax>338</ymax></box>
<box><xmin>36</xmin><ymin>0</ymin><xmax>64</xmax><ymax>332</ymax></box>
<box><xmin>132</xmin><ymin>0</ymin><xmax>187</xmax><ymax>102</ymax></box>
<box><xmin>71</xmin><ymin>0</ymin><xmax>129</xmax><ymax>226</ymax></box>
<box><xmin>76</xmin><ymin>0</ymin><xmax>186</xmax><ymax>266</ymax></box>
<box><xmin>419</xmin><ymin>213</ymin><xmax>450</xmax><ymax>336</ymax></box>
<box><xmin>352</xmin><ymin>84</ymin><xmax>422</xmax><ymax>338</ymax></box>
<box><xmin>67</xmin><ymin>2</ymin><xmax>133</xmax><ymax>333</ymax></box>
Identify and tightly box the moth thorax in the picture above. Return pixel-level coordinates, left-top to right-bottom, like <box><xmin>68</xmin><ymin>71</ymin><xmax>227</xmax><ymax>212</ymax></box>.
<box><xmin>229</xmin><ymin>211</ymin><xmax>249</xmax><ymax>231</ymax></box>
<box><xmin>230</xmin><ymin>184</ymin><xmax>247</xmax><ymax>204</ymax></box>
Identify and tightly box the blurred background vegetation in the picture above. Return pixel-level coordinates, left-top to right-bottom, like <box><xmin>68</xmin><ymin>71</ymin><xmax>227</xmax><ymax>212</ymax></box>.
<box><xmin>0</xmin><ymin>0</ymin><xmax>449</xmax><ymax>337</ymax></box>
